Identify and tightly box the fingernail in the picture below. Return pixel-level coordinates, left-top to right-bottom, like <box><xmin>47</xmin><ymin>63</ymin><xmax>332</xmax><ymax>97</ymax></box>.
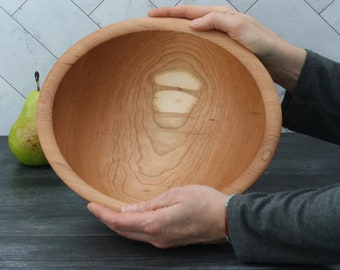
<box><xmin>190</xmin><ymin>18</ymin><xmax>204</xmax><ymax>27</ymax></box>
<box><xmin>148</xmin><ymin>9</ymin><xmax>155</xmax><ymax>17</ymax></box>
<box><xmin>87</xmin><ymin>203</ymin><xmax>94</xmax><ymax>212</ymax></box>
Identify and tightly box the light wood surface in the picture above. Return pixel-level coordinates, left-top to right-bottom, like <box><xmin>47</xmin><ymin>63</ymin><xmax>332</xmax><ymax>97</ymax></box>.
<box><xmin>37</xmin><ymin>18</ymin><xmax>281</xmax><ymax>210</ymax></box>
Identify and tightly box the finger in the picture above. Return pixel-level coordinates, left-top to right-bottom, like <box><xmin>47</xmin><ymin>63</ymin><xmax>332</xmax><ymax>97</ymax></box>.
<box><xmin>88</xmin><ymin>203</ymin><xmax>170</xmax><ymax>247</ymax></box>
<box><xmin>115</xmin><ymin>229</ymin><xmax>175</xmax><ymax>249</ymax></box>
<box><xmin>88</xmin><ymin>202</ymin><xmax>161</xmax><ymax>232</ymax></box>
<box><xmin>148</xmin><ymin>5</ymin><xmax>235</xmax><ymax>20</ymax></box>
<box><xmin>189</xmin><ymin>10</ymin><xmax>241</xmax><ymax>33</ymax></box>
<box><xmin>122</xmin><ymin>187</ymin><xmax>181</xmax><ymax>212</ymax></box>
<box><xmin>87</xmin><ymin>202</ymin><xmax>121</xmax><ymax>228</ymax></box>
<box><xmin>114</xmin><ymin>229</ymin><xmax>154</xmax><ymax>245</ymax></box>
<box><xmin>115</xmin><ymin>228</ymin><xmax>186</xmax><ymax>249</ymax></box>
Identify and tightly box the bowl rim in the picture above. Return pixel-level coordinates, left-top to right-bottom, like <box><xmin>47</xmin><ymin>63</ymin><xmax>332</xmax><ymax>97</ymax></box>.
<box><xmin>37</xmin><ymin>17</ymin><xmax>281</xmax><ymax>210</ymax></box>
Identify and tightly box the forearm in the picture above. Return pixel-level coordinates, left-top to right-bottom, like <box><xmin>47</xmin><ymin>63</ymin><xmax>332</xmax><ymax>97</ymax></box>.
<box><xmin>227</xmin><ymin>184</ymin><xmax>340</xmax><ymax>264</ymax></box>
<box><xmin>261</xmin><ymin>41</ymin><xmax>306</xmax><ymax>93</ymax></box>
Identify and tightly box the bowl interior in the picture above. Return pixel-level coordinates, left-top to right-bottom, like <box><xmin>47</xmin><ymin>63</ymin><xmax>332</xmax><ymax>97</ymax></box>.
<box><xmin>52</xmin><ymin>29</ymin><xmax>267</xmax><ymax>205</ymax></box>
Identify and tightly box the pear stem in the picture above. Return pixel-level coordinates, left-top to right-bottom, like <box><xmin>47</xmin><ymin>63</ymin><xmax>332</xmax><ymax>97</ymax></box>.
<box><xmin>35</xmin><ymin>71</ymin><xmax>40</xmax><ymax>91</ymax></box>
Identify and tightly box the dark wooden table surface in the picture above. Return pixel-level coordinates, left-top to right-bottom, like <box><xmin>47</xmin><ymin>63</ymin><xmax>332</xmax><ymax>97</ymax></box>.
<box><xmin>1</xmin><ymin>134</ymin><xmax>339</xmax><ymax>269</ymax></box>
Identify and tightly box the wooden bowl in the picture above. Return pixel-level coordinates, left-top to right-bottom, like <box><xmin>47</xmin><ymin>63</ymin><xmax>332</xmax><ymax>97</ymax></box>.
<box><xmin>37</xmin><ymin>18</ymin><xmax>281</xmax><ymax>210</ymax></box>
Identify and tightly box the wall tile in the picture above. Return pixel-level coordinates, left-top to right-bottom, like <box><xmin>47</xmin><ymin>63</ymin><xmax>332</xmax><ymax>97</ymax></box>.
<box><xmin>227</xmin><ymin>0</ymin><xmax>257</xmax><ymax>12</ymax></box>
<box><xmin>321</xmin><ymin>0</ymin><xmax>340</xmax><ymax>33</ymax></box>
<box><xmin>13</xmin><ymin>0</ymin><xmax>99</xmax><ymax>57</ymax></box>
<box><xmin>179</xmin><ymin>0</ymin><xmax>232</xmax><ymax>8</ymax></box>
<box><xmin>72</xmin><ymin>0</ymin><xmax>104</xmax><ymax>15</ymax></box>
<box><xmin>0</xmin><ymin>7</ymin><xmax>56</xmax><ymax>98</ymax></box>
<box><xmin>0</xmin><ymin>0</ymin><xmax>25</xmax><ymax>15</ymax></box>
<box><xmin>305</xmin><ymin>0</ymin><xmax>333</xmax><ymax>13</ymax></box>
<box><xmin>149</xmin><ymin>0</ymin><xmax>179</xmax><ymax>7</ymax></box>
<box><xmin>0</xmin><ymin>77</ymin><xmax>24</xmax><ymax>135</ymax></box>
<box><xmin>247</xmin><ymin>0</ymin><xmax>340</xmax><ymax>61</ymax></box>
<box><xmin>90</xmin><ymin>0</ymin><xmax>154</xmax><ymax>26</ymax></box>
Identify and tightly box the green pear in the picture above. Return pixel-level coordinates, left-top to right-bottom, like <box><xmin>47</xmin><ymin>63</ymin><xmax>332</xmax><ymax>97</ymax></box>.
<box><xmin>8</xmin><ymin>72</ymin><xmax>48</xmax><ymax>166</ymax></box>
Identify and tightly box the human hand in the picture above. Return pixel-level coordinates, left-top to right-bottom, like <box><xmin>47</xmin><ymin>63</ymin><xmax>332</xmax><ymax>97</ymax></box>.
<box><xmin>88</xmin><ymin>185</ymin><xmax>229</xmax><ymax>248</ymax></box>
<box><xmin>149</xmin><ymin>5</ymin><xmax>306</xmax><ymax>93</ymax></box>
<box><xmin>149</xmin><ymin>5</ymin><xmax>280</xmax><ymax>62</ymax></box>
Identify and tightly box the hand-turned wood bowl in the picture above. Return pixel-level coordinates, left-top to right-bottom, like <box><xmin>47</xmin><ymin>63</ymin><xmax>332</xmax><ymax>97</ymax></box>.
<box><xmin>37</xmin><ymin>18</ymin><xmax>281</xmax><ymax>210</ymax></box>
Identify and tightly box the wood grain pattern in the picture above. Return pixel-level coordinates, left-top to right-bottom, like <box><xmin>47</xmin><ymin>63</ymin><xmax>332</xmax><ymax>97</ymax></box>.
<box><xmin>37</xmin><ymin>18</ymin><xmax>282</xmax><ymax>210</ymax></box>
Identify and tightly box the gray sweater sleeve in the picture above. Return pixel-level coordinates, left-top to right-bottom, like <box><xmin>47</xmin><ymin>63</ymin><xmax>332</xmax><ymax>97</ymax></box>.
<box><xmin>227</xmin><ymin>51</ymin><xmax>340</xmax><ymax>264</ymax></box>
<box><xmin>282</xmin><ymin>50</ymin><xmax>340</xmax><ymax>145</ymax></box>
